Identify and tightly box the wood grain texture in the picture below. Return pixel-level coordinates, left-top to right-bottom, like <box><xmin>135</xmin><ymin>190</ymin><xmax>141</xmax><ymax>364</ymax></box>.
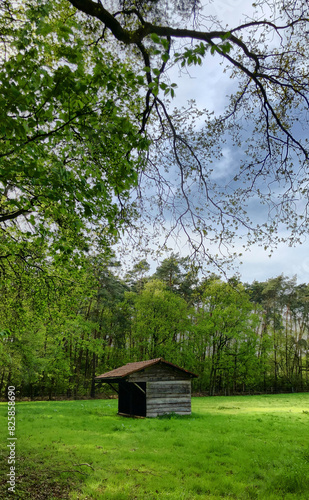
<box><xmin>144</xmin><ymin>377</ymin><xmax>192</xmax><ymax>417</ymax></box>
<box><xmin>128</xmin><ymin>364</ymin><xmax>191</xmax><ymax>382</ymax></box>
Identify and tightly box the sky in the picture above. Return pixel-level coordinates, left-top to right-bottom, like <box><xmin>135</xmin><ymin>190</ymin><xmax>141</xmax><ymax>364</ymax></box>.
<box><xmin>150</xmin><ymin>0</ymin><xmax>309</xmax><ymax>285</ymax></box>
<box><xmin>115</xmin><ymin>0</ymin><xmax>309</xmax><ymax>284</ymax></box>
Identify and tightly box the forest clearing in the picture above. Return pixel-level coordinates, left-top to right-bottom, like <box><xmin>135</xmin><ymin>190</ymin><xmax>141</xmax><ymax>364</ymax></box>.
<box><xmin>1</xmin><ymin>1</ymin><xmax>309</xmax><ymax>498</ymax></box>
<box><xmin>1</xmin><ymin>393</ymin><xmax>309</xmax><ymax>499</ymax></box>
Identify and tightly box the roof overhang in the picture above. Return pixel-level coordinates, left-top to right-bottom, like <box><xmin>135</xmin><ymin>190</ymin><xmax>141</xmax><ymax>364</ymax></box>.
<box><xmin>95</xmin><ymin>358</ymin><xmax>198</xmax><ymax>382</ymax></box>
<box><xmin>95</xmin><ymin>377</ymin><xmax>124</xmax><ymax>383</ymax></box>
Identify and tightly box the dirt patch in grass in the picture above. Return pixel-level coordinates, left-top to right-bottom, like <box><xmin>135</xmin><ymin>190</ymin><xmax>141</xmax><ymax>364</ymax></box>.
<box><xmin>0</xmin><ymin>453</ymin><xmax>81</xmax><ymax>499</ymax></box>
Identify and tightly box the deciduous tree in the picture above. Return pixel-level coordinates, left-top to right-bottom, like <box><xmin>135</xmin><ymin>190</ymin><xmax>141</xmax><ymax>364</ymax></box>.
<box><xmin>0</xmin><ymin>0</ymin><xmax>148</xmax><ymax>271</ymax></box>
<box><xmin>64</xmin><ymin>0</ymin><xmax>309</xmax><ymax>261</ymax></box>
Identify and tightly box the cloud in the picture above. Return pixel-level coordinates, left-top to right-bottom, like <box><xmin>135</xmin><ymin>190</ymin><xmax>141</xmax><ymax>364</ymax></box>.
<box><xmin>204</xmin><ymin>0</ymin><xmax>255</xmax><ymax>21</ymax></box>
<box><xmin>121</xmin><ymin>1</ymin><xmax>309</xmax><ymax>285</ymax></box>
<box><xmin>233</xmin><ymin>240</ymin><xmax>309</xmax><ymax>284</ymax></box>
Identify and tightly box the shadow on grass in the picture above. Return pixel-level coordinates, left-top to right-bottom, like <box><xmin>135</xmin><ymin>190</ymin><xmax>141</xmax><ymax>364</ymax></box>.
<box><xmin>0</xmin><ymin>447</ymin><xmax>83</xmax><ymax>500</ymax></box>
<box><xmin>157</xmin><ymin>411</ymin><xmax>203</xmax><ymax>420</ymax></box>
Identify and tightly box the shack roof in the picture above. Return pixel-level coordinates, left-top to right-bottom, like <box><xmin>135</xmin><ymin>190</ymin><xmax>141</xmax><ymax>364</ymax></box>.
<box><xmin>95</xmin><ymin>358</ymin><xmax>198</xmax><ymax>382</ymax></box>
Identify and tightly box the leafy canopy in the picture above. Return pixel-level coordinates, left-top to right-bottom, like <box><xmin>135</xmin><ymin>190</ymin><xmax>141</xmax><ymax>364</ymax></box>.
<box><xmin>66</xmin><ymin>0</ymin><xmax>309</xmax><ymax>264</ymax></box>
<box><xmin>1</xmin><ymin>0</ymin><xmax>309</xmax><ymax>271</ymax></box>
<box><xmin>0</xmin><ymin>0</ymin><xmax>148</xmax><ymax>268</ymax></box>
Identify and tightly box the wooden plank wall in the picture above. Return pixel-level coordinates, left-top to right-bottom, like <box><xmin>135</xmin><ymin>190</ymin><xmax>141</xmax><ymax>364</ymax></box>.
<box><xmin>126</xmin><ymin>363</ymin><xmax>193</xmax><ymax>417</ymax></box>
<box><xmin>146</xmin><ymin>380</ymin><xmax>192</xmax><ymax>417</ymax></box>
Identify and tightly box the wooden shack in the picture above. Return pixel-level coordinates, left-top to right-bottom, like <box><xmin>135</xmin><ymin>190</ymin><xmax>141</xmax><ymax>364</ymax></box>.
<box><xmin>95</xmin><ymin>358</ymin><xmax>198</xmax><ymax>418</ymax></box>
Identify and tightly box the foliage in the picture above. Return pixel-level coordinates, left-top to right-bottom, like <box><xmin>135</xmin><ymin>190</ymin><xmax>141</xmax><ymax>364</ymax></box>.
<box><xmin>0</xmin><ymin>0</ymin><xmax>148</xmax><ymax>269</ymax></box>
<box><xmin>64</xmin><ymin>0</ymin><xmax>309</xmax><ymax>261</ymax></box>
<box><xmin>193</xmin><ymin>280</ymin><xmax>260</xmax><ymax>394</ymax></box>
<box><xmin>1</xmin><ymin>0</ymin><xmax>309</xmax><ymax>268</ymax></box>
<box><xmin>1</xmin><ymin>1</ymin><xmax>309</xmax><ymax>400</ymax></box>
<box><xmin>126</xmin><ymin>278</ymin><xmax>190</xmax><ymax>360</ymax></box>
<box><xmin>1</xmin><ymin>251</ymin><xmax>309</xmax><ymax>398</ymax></box>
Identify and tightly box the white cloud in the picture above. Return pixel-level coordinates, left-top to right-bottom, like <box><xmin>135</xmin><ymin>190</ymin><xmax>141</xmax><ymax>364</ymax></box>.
<box><xmin>120</xmin><ymin>1</ymin><xmax>309</xmax><ymax>286</ymax></box>
<box><xmin>234</xmin><ymin>242</ymin><xmax>309</xmax><ymax>284</ymax></box>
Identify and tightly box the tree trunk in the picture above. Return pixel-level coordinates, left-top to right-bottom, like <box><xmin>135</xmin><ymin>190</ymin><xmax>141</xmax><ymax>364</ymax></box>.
<box><xmin>90</xmin><ymin>351</ymin><xmax>96</xmax><ymax>398</ymax></box>
<box><xmin>0</xmin><ymin>369</ymin><xmax>6</xmax><ymax>397</ymax></box>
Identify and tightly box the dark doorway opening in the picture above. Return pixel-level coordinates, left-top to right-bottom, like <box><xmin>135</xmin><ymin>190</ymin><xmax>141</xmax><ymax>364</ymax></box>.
<box><xmin>118</xmin><ymin>381</ymin><xmax>146</xmax><ymax>417</ymax></box>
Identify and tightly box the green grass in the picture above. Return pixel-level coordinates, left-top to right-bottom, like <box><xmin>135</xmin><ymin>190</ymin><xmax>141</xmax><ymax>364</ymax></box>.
<box><xmin>1</xmin><ymin>394</ymin><xmax>309</xmax><ymax>499</ymax></box>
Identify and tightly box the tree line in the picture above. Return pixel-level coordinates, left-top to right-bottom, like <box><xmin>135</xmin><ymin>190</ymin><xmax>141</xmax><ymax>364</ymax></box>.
<box><xmin>1</xmin><ymin>253</ymin><xmax>308</xmax><ymax>399</ymax></box>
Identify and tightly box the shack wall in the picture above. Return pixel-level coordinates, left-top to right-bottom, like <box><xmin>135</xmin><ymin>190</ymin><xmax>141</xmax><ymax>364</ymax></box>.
<box><xmin>146</xmin><ymin>379</ymin><xmax>191</xmax><ymax>417</ymax></box>
<box><xmin>121</xmin><ymin>362</ymin><xmax>193</xmax><ymax>417</ymax></box>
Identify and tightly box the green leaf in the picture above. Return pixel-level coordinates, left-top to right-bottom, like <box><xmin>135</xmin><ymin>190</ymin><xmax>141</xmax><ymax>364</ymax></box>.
<box><xmin>150</xmin><ymin>33</ymin><xmax>161</xmax><ymax>44</ymax></box>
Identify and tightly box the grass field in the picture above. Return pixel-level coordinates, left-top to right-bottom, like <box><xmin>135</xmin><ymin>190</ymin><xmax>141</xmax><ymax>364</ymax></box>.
<box><xmin>1</xmin><ymin>393</ymin><xmax>309</xmax><ymax>499</ymax></box>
